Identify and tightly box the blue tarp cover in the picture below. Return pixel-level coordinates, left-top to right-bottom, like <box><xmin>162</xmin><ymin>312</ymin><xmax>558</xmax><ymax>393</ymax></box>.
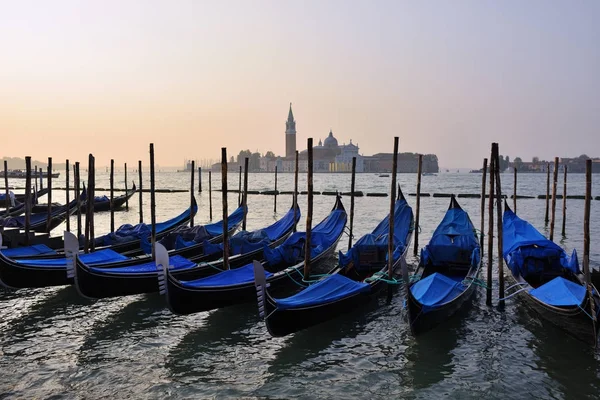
<box><xmin>410</xmin><ymin>273</ymin><xmax>466</xmax><ymax>312</ymax></box>
<box><xmin>529</xmin><ymin>276</ymin><xmax>586</xmax><ymax>307</ymax></box>
<box><xmin>203</xmin><ymin>205</ymin><xmax>300</xmax><ymax>256</ymax></box>
<box><xmin>15</xmin><ymin>249</ymin><xmax>128</xmax><ymax>267</ymax></box>
<box><xmin>421</xmin><ymin>206</ymin><xmax>479</xmax><ymax>267</ymax></box>
<box><xmin>96</xmin><ymin>202</ymin><xmax>198</xmax><ymax>247</ymax></box>
<box><xmin>155</xmin><ymin>206</ymin><xmax>247</xmax><ymax>252</ymax></box>
<box><xmin>339</xmin><ymin>199</ymin><xmax>412</xmax><ymax>269</ymax></box>
<box><xmin>263</xmin><ymin>207</ymin><xmax>346</xmax><ymax>267</ymax></box>
<box><xmin>88</xmin><ymin>255</ymin><xmax>196</xmax><ymax>274</ymax></box>
<box><xmin>180</xmin><ymin>263</ymin><xmax>273</xmax><ymax>288</ymax></box>
<box><xmin>275</xmin><ymin>274</ymin><xmax>370</xmax><ymax>310</ymax></box>
<box><xmin>503</xmin><ymin>208</ymin><xmax>579</xmax><ymax>278</ymax></box>
<box><xmin>1</xmin><ymin>244</ymin><xmax>57</xmax><ymax>257</ymax></box>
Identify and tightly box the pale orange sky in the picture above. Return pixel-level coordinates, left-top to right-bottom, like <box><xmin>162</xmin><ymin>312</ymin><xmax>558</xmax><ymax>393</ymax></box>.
<box><xmin>1</xmin><ymin>1</ymin><xmax>599</xmax><ymax>168</ymax></box>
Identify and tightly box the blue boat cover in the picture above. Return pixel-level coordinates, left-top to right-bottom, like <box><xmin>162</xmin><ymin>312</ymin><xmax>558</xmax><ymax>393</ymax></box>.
<box><xmin>180</xmin><ymin>263</ymin><xmax>273</xmax><ymax>288</ymax></box>
<box><xmin>410</xmin><ymin>273</ymin><xmax>466</xmax><ymax>312</ymax></box>
<box><xmin>203</xmin><ymin>205</ymin><xmax>300</xmax><ymax>256</ymax></box>
<box><xmin>88</xmin><ymin>255</ymin><xmax>196</xmax><ymax>274</ymax></box>
<box><xmin>503</xmin><ymin>208</ymin><xmax>579</xmax><ymax>278</ymax></box>
<box><xmin>275</xmin><ymin>274</ymin><xmax>370</xmax><ymax>310</ymax></box>
<box><xmin>15</xmin><ymin>249</ymin><xmax>129</xmax><ymax>267</ymax></box>
<box><xmin>339</xmin><ymin>199</ymin><xmax>412</xmax><ymax>269</ymax></box>
<box><xmin>529</xmin><ymin>277</ymin><xmax>586</xmax><ymax>307</ymax></box>
<box><xmin>153</xmin><ymin>206</ymin><xmax>247</xmax><ymax>252</ymax></box>
<box><xmin>1</xmin><ymin>244</ymin><xmax>57</xmax><ymax>257</ymax></box>
<box><xmin>420</xmin><ymin>205</ymin><xmax>480</xmax><ymax>267</ymax></box>
<box><xmin>263</xmin><ymin>207</ymin><xmax>347</xmax><ymax>267</ymax></box>
<box><xmin>95</xmin><ymin>201</ymin><xmax>198</xmax><ymax>247</ymax></box>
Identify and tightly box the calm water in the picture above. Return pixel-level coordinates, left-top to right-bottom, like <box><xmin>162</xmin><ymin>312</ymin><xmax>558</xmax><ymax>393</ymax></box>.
<box><xmin>1</xmin><ymin>171</ymin><xmax>600</xmax><ymax>399</ymax></box>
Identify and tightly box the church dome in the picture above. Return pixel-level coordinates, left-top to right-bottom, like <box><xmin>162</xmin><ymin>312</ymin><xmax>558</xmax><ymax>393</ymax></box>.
<box><xmin>324</xmin><ymin>130</ymin><xmax>338</xmax><ymax>148</ymax></box>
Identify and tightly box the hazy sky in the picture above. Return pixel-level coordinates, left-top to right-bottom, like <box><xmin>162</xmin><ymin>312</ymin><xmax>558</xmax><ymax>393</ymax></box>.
<box><xmin>1</xmin><ymin>1</ymin><xmax>599</xmax><ymax>168</ymax></box>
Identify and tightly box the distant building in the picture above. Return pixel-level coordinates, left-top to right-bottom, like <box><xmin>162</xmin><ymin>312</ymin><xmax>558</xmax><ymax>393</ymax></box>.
<box><xmin>285</xmin><ymin>104</ymin><xmax>296</xmax><ymax>158</ymax></box>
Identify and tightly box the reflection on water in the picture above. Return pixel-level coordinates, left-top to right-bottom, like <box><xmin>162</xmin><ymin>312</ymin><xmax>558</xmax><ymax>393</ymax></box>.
<box><xmin>1</xmin><ymin>171</ymin><xmax>600</xmax><ymax>398</ymax></box>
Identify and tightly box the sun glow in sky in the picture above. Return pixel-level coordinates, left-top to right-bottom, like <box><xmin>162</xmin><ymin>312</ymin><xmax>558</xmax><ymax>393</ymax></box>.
<box><xmin>1</xmin><ymin>0</ymin><xmax>599</xmax><ymax>168</ymax></box>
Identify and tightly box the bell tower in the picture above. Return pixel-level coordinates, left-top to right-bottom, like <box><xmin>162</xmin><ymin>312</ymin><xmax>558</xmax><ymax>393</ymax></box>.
<box><xmin>285</xmin><ymin>103</ymin><xmax>296</xmax><ymax>158</ymax></box>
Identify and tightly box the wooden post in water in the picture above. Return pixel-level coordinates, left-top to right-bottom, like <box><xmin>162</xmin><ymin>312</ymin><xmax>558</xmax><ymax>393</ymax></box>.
<box><xmin>34</xmin><ymin>165</ymin><xmax>38</xmax><ymax>196</ymax></box>
<box><xmin>348</xmin><ymin>157</ymin><xmax>356</xmax><ymax>249</ymax></box>
<box><xmin>242</xmin><ymin>157</ymin><xmax>249</xmax><ymax>230</ymax></box>
<box><xmin>3</xmin><ymin>161</ymin><xmax>9</xmax><ymax>215</ymax></box>
<box><xmin>208</xmin><ymin>170</ymin><xmax>213</xmax><ymax>220</ymax></box>
<box><xmin>545</xmin><ymin>163</ymin><xmax>550</xmax><ymax>225</ymax></box>
<box><xmin>486</xmin><ymin>147</ymin><xmax>495</xmax><ymax>306</ymax></box>
<box><xmin>221</xmin><ymin>148</ymin><xmax>230</xmax><ymax>270</ymax></box>
<box><xmin>293</xmin><ymin>151</ymin><xmax>299</xmax><ymax>232</ymax></box>
<box><xmin>480</xmin><ymin>158</ymin><xmax>488</xmax><ymax>254</ymax></box>
<box><xmin>150</xmin><ymin>144</ymin><xmax>156</xmax><ymax>259</ymax></box>
<box><xmin>238</xmin><ymin>165</ymin><xmax>242</xmax><ymax>206</ymax></box>
<box><xmin>274</xmin><ymin>165</ymin><xmax>278</xmax><ymax>213</ymax></box>
<box><xmin>388</xmin><ymin>137</ymin><xmax>399</xmax><ymax>280</ymax></box>
<box><xmin>24</xmin><ymin>157</ymin><xmax>32</xmax><ymax>245</ymax></box>
<box><xmin>494</xmin><ymin>144</ymin><xmax>505</xmax><ymax>306</ymax></box>
<box><xmin>46</xmin><ymin>157</ymin><xmax>53</xmax><ymax>233</ymax></box>
<box><xmin>108</xmin><ymin>159</ymin><xmax>114</xmax><ymax>232</ymax></box>
<box><xmin>513</xmin><ymin>167</ymin><xmax>517</xmax><ymax>213</ymax></box>
<box><xmin>549</xmin><ymin>157</ymin><xmax>559</xmax><ymax>241</ymax></box>
<box><xmin>413</xmin><ymin>154</ymin><xmax>423</xmax><ymax>256</ymax></box>
<box><xmin>84</xmin><ymin>154</ymin><xmax>95</xmax><ymax>253</ymax></box>
<box><xmin>75</xmin><ymin>162</ymin><xmax>82</xmax><ymax>239</ymax></box>
<box><xmin>124</xmin><ymin>163</ymin><xmax>129</xmax><ymax>210</ymax></box>
<box><xmin>39</xmin><ymin>167</ymin><xmax>43</xmax><ymax>191</ymax></box>
<box><xmin>304</xmin><ymin>138</ymin><xmax>314</xmax><ymax>280</ymax></box>
<box><xmin>138</xmin><ymin>160</ymin><xmax>143</xmax><ymax>223</ymax></box>
<box><xmin>89</xmin><ymin>155</ymin><xmax>96</xmax><ymax>251</ymax></box>
<box><xmin>198</xmin><ymin>167</ymin><xmax>202</xmax><ymax>193</ymax></box>
<box><xmin>65</xmin><ymin>160</ymin><xmax>70</xmax><ymax>232</ymax></box>
<box><xmin>190</xmin><ymin>160</ymin><xmax>195</xmax><ymax>227</ymax></box>
<box><xmin>561</xmin><ymin>165</ymin><xmax>567</xmax><ymax>237</ymax></box>
<box><xmin>583</xmin><ymin>159</ymin><xmax>597</xmax><ymax>342</ymax></box>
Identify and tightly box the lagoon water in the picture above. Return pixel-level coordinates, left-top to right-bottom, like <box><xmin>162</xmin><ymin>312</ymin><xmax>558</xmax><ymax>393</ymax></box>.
<box><xmin>1</xmin><ymin>170</ymin><xmax>600</xmax><ymax>399</ymax></box>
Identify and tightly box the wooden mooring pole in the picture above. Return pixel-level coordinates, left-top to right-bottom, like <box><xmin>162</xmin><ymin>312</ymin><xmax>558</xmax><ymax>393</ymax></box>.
<box><xmin>242</xmin><ymin>157</ymin><xmax>249</xmax><ymax>230</ymax></box>
<box><xmin>486</xmin><ymin>148</ymin><xmax>495</xmax><ymax>306</ymax></box>
<box><xmin>75</xmin><ymin>162</ymin><xmax>82</xmax><ymax>239</ymax></box>
<box><xmin>150</xmin><ymin>145</ymin><xmax>156</xmax><ymax>259</ymax></box>
<box><xmin>3</xmin><ymin>161</ymin><xmax>9</xmax><ymax>215</ymax></box>
<box><xmin>65</xmin><ymin>160</ymin><xmax>70</xmax><ymax>232</ymax></box>
<box><xmin>561</xmin><ymin>165</ymin><xmax>567</xmax><ymax>237</ymax></box>
<box><xmin>46</xmin><ymin>157</ymin><xmax>52</xmax><ymax>233</ymax></box>
<box><xmin>550</xmin><ymin>157</ymin><xmax>559</xmax><ymax>241</ymax></box>
<box><xmin>583</xmin><ymin>159</ymin><xmax>597</xmax><ymax>341</ymax></box>
<box><xmin>545</xmin><ymin>163</ymin><xmax>550</xmax><ymax>225</ymax></box>
<box><xmin>388</xmin><ymin>137</ymin><xmax>399</xmax><ymax>280</ymax></box>
<box><xmin>348</xmin><ymin>157</ymin><xmax>356</xmax><ymax>249</ymax></box>
<box><xmin>304</xmin><ymin>138</ymin><xmax>314</xmax><ymax>280</ymax></box>
<box><xmin>221</xmin><ymin>148</ymin><xmax>230</xmax><ymax>270</ymax></box>
<box><xmin>513</xmin><ymin>167</ymin><xmax>517</xmax><ymax>213</ymax></box>
<box><xmin>238</xmin><ymin>165</ymin><xmax>242</xmax><ymax>206</ymax></box>
<box><xmin>190</xmin><ymin>160</ymin><xmax>195</xmax><ymax>227</ymax></box>
<box><xmin>24</xmin><ymin>157</ymin><xmax>32</xmax><ymax>245</ymax></box>
<box><xmin>124</xmin><ymin>163</ymin><xmax>129</xmax><ymax>210</ymax></box>
<box><xmin>274</xmin><ymin>165</ymin><xmax>278</xmax><ymax>213</ymax></box>
<box><xmin>480</xmin><ymin>158</ymin><xmax>488</xmax><ymax>255</ymax></box>
<box><xmin>293</xmin><ymin>151</ymin><xmax>299</xmax><ymax>232</ymax></box>
<box><xmin>494</xmin><ymin>144</ymin><xmax>504</xmax><ymax>307</ymax></box>
<box><xmin>413</xmin><ymin>154</ymin><xmax>422</xmax><ymax>256</ymax></box>
<box><xmin>110</xmin><ymin>159</ymin><xmax>115</xmax><ymax>233</ymax></box>
<box><xmin>209</xmin><ymin>170</ymin><xmax>213</xmax><ymax>220</ymax></box>
<box><xmin>138</xmin><ymin>160</ymin><xmax>143</xmax><ymax>223</ymax></box>
<box><xmin>198</xmin><ymin>167</ymin><xmax>202</xmax><ymax>193</ymax></box>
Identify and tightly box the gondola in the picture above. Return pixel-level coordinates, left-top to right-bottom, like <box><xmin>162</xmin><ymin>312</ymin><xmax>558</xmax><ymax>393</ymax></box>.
<box><xmin>503</xmin><ymin>202</ymin><xmax>600</xmax><ymax>346</ymax></box>
<box><xmin>406</xmin><ymin>195</ymin><xmax>481</xmax><ymax>335</ymax></box>
<box><xmin>254</xmin><ymin>186</ymin><xmax>414</xmax><ymax>337</ymax></box>
<box><xmin>157</xmin><ymin>195</ymin><xmax>347</xmax><ymax>315</ymax></box>
<box><xmin>0</xmin><ymin>200</ymin><xmax>199</xmax><ymax>289</ymax></box>
<box><xmin>80</xmin><ymin>183</ymin><xmax>137</xmax><ymax>212</ymax></box>
<box><xmin>67</xmin><ymin>202</ymin><xmax>300</xmax><ymax>299</ymax></box>
<box><xmin>0</xmin><ymin>189</ymin><xmax>82</xmax><ymax>233</ymax></box>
